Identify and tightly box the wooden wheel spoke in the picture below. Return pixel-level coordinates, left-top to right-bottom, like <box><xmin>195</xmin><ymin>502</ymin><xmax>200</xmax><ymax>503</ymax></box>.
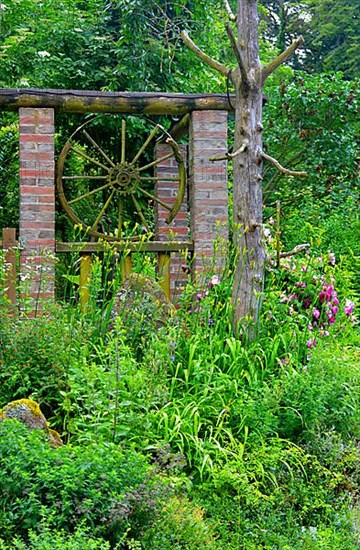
<box><xmin>121</xmin><ymin>119</ymin><xmax>126</xmax><ymax>163</ymax></box>
<box><xmin>131</xmin><ymin>195</ymin><xmax>150</xmax><ymax>233</ymax></box>
<box><xmin>138</xmin><ymin>187</ymin><xmax>172</xmax><ymax>211</ymax></box>
<box><xmin>68</xmin><ymin>182</ymin><xmax>113</xmax><ymax>205</ymax></box>
<box><xmin>91</xmin><ymin>189</ymin><xmax>116</xmax><ymax>230</ymax></box>
<box><xmin>82</xmin><ymin>130</ymin><xmax>116</xmax><ymax>167</ymax></box>
<box><xmin>139</xmin><ymin>176</ymin><xmax>180</xmax><ymax>182</ymax></box>
<box><xmin>117</xmin><ymin>200</ymin><xmax>123</xmax><ymax>238</ymax></box>
<box><xmin>70</xmin><ymin>144</ymin><xmax>110</xmax><ymax>172</ymax></box>
<box><xmin>63</xmin><ymin>175</ymin><xmax>108</xmax><ymax>180</ymax></box>
<box><xmin>131</xmin><ymin>125</ymin><xmax>160</xmax><ymax>165</ymax></box>
<box><xmin>138</xmin><ymin>152</ymin><xmax>174</xmax><ymax>172</ymax></box>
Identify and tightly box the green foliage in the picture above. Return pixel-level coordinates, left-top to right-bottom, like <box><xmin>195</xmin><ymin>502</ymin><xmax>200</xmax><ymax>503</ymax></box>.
<box><xmin>263</xmin><ymin>72</ymin><xmax>359</xmax><ymax>214</ymax></box>
<box><xmin>0</xmin><ymin>309</ymin><xmax>71</xmax><ymax>422</ymax></box>
<box><xmin>0</xmin><ymin>114</ymin><xmax>19</xmax><ymax>229</ymax></box>
<box><xmin>0</xmin><ymin>523</ymin><xmax>111</xmax><ymax>549</ymax></box>
<box><xmin>260</xmin><ymin>0</ymin><xmax>360</xmax><ymax>79</ymax></box>
<box><xmin>0</xmin><ymin>420</ymin><xmax>160</xmax><ymax>544</ymax></box>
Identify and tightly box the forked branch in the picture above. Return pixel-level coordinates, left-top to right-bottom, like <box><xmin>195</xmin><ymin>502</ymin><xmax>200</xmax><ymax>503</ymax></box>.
<box><xmin>262</xmin><ymin>36</ymin><xmax>304</xmax><ymax>83</ymax></box>
<box><xmin>223</xmin><ymin>0</ymin><xmax>236</xmax><ymax>21</ymax></box>
<box><xmin>180</xmin><ymin>30</ymin><xmax>230</xmax><ymax>77</ymax></box>
<box><xmin>209</xmin><ymin>139</ymin><xmax>248</xmax><ymax>162</ymax></box>
<box><xmin>261</xmin><ymin>151</ymin><xmax>307</xmax><ymax>177</ymax></box>
<box><xmin>225</xmin><ymin>22</ymin><xmax>250</xmax><ymax>91</ymax></box>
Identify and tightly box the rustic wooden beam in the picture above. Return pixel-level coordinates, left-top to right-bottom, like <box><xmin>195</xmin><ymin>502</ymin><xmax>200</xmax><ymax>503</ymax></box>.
<box><xmin>56</xmin><ymin>241</ymin><xmax>194</xmax><ymax>253</ymax></box>
<box><xmin>0</xmin><ymin>88</ymin><xmax>236</xmax><ymax>114</ymax></box>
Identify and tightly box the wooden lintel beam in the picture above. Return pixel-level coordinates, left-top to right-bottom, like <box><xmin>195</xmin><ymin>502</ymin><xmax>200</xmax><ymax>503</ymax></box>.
<box><xmin>0</xmin><ymin>88</ymin><xmax>236</xmax><ymax>115</ymax></box>
<box><xmin>56</xmin><ymin>241</ymin><xmax>194</xmax><ymax>253</ymax></box>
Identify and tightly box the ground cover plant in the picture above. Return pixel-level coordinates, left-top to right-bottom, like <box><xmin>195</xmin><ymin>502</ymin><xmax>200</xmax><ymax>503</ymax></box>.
<box><xmin>0</xmin><ymin>213</ymin><xmax>359</xmax><ymax>548</ymax></box>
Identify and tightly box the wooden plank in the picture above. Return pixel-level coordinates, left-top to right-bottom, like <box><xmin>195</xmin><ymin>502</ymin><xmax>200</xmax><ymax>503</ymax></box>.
<box><xmin>56</xmin><ymin>241</ymin><xmax>194</xmax><ymax>253</ymax></box>
<box><xmin>2</xmin><ymin>228</ymin><xmax>17</xmax><ymax>308</ymax></box>
<box><xmin>157</xmin><ymin>252</ymin><xmax>171</xmax><ymax>300</ymax></box>
<box><xmin>0</xmin><ymin>88</ymin><xmax>236</xmax><ymax>114</ymax></box>
<box><xmin>79</xmin><ymin>253</ymin><xmax>92</xmax><ymax>312</ymax></box>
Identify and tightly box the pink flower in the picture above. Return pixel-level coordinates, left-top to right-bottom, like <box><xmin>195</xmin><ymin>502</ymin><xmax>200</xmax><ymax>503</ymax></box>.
<box><xmin>210</xmin><ymin>274</ymin><xmax>220</xmax><ymax>287</ymax></box>
<box><xmin>329</xmin><ymin>252</ymin><xmax>336</xmax><ymax>266</ymax></box>
<box><xmin>331</xmin><ymin>306</ymin><xmax>338</xmax><ymax>315</ymax></box>
<box><xmin>269</xmin><ymin>217</ymin><xmax>275</xmax><ymax>226</ymax></box>
<box><xmin>344</xmin><ymin>299</ymin><xmax>355</xmax><ymax>315</ymax></box>
<box><xmin>307</xmin><ymin>338</ymin><xmax>317</xmax><ymax>349</ymax></box>
<box><xmin>196</xmin><ymin>293</ymin><xmax>203</xmax><ymax>301</ymax></box>
<box><xmin>295</xmin><ymin>281</ymin><xmax>307</xmax><ymax>288</ymax></box>
<box><xmin>328</xmin><ymin>316</ymin><xmax>336</xmax><ymax>325</ymax></box>
<box><xmin>312</xmin><ymin>308</ymin><xmax>320</xmax><ymax>320</ymax></box>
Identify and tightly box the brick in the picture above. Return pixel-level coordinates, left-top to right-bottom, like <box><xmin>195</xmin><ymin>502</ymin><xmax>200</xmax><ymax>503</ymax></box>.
<box><xmin>20</xmin><ymin>134</ymin><xmax>54</xmax><ymax>143</ymax></box>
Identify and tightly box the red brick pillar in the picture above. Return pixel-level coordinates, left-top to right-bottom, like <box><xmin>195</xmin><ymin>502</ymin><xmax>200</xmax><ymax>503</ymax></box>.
<box><xmin>19</xmin><ymin>108</ymin><xmax>55</xmax><ymax>311</ymax></box>
<box><xmin>155</xmin><ymin>143</ymin><xmax>189</xmax><ymax>298</ymax></box>
<box><xmin>189</xmin><ymin>110</ymin><xmax>228</xmax><ymax>278</ymax></box>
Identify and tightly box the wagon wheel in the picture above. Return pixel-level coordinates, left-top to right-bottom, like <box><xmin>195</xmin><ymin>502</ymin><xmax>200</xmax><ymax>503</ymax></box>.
<box><xmin>56</xmin><ymin>115</ymin><xmax>186</xmax><ymax>241</ymax></box>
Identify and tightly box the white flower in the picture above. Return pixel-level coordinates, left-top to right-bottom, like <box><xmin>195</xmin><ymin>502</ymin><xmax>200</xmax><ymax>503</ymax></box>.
<box><xmin>37</xmin><ymin>51</ymin><xmax>51</xmax><ymax>57</ymax></box>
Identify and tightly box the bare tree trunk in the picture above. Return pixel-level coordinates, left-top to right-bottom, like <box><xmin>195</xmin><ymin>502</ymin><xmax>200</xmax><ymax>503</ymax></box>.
<box><xmin>231</xmin><ymin>0</ymin><xmax>265</xmax><ymax>335</ymax></box>
<box><xmin>181</xmin><ymin>0</ymin><xmax>305</xmax><ymax>338</ymax></box>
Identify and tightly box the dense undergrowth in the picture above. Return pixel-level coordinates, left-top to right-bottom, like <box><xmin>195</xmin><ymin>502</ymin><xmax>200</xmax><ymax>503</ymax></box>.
<box><xmin>0</xmin><ymin>216</ymin><xmax>359</xmax><ymax>549</ymax></box>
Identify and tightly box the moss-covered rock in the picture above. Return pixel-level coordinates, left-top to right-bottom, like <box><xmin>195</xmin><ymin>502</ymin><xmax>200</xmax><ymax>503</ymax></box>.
<box><xmin>0</xmin><ymin>399</ymin><xmax>63</xmax><ymax>447</ymax></box>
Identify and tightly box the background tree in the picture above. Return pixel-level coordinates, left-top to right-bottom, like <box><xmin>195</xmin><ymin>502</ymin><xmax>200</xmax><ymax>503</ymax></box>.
<box><xmin>259</xmin><ymin>0</ymin><xmax>360</xmax><ymax>78</ymax></box>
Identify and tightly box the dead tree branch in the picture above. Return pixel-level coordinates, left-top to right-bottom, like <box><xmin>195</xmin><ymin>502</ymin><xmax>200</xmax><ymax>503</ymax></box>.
<box><xmin>267</xmin><ymin>243</ymin><xmax>310</xmax><ymax>264</ymax></box>
<box><xmin>223</xmin><ymin>0</ymin><xmax>236</xmax><ymax>21</ymax></box>
<box><xmin>225</xmin><ymin>22</ymin><xmax>250</xmax><ymax>90</ymax></box>
<box><xmin>209</xmin><ymin>139</ymin><xmax>248</xmax><ymax>162</ymax></box>
<box><xmin>180</xmin><ymin>30</ymin><xmax>230</xmax><ymax>77</ymax></box>
<box><xmin>262</xmin><ymin>36</ymin><xmax>304</xmax><ymax>83</ymax></box>
<box><xmin>261</xmin><ymin>151</ymin><xmax>307</xmax><ymax>177</ymax></box>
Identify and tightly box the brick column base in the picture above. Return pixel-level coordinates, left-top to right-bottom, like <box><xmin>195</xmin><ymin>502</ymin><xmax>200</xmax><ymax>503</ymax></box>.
<box><xmin>19</xmin><ymin>108</ymin><xmax>55</xmax><ymax>312</ymax></box>
<box><xmin>155</xmin><ymin>143</ymin><xmax>189</xmax><ymax>299</ymax></box>
<box><xmin>189</xmin><ymin>110</ymin><xmax>228</xmax><ymax>279</ymax></box>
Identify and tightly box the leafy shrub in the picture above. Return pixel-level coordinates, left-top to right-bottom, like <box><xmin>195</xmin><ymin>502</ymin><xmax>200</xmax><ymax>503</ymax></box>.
<box><xmin>0</xmin><ymin>420</ymin><xmax>164</xmax><ymax>545</ymax></box>
<box><xmin>0</xmin><ymin>524</ymin><xmax>110</xmax><ymax>549</ymax></box>
<box><xmin>0</xmin><ymin>310</ymin><xmax>73</xmax><ymax>424</ymax></box>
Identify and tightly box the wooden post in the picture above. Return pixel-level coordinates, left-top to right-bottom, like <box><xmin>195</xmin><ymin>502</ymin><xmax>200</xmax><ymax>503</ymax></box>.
<box><xmin>79</xmin><ymin>253</ymin><xmax>92</xmax><ymax>312</ymax></box>
<box><xmin>158</xmin><ymin>252</ymin><xmax>171</xmax><ymax>300</ymax></box>
<box><xmin>122</xmin><ymin>254</ymin><xmax>132</xmax><ymax>280</ymax></box>
<box><xmin>3</xmin><ymin>228</ymin><xmax>17</xmax><ymax>308</ymax></box>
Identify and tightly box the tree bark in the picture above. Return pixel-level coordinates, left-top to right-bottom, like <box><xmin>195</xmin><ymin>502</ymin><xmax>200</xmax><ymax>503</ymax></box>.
<box><xmin>181</xmin><ymin>0</ymin><xmax>304</xmax><ymax>338</ymax></box>
<box><xmin>231</xmin><ymin>0</ymin><xmax>265</xmax><ymax>336</ymax></box>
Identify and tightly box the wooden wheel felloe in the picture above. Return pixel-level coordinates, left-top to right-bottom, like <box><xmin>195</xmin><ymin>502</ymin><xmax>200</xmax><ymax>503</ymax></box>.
<box><xmin>56</xmin><ymin>115</ymin><xmax>186</xmax><ymax>241</ymax></box>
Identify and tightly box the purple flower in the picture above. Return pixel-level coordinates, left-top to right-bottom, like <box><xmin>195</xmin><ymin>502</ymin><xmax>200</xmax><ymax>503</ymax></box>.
<box><xmin>329</xmin><ymin>252</ymin><xmax>336</xmax><ymax>266</ymax></box>
<box><xmin>331</xmin><ymin>306</ymin><xmax>338</xmax><ymax>315</ymax></box>
<box><xmin>344</xmin><ymin>299</ymin><xmax>355</xmax><ymax>316</ymax></box>
<box><xmin>269</xmin><ymin>217</ymin><xmax>275</xmax><ymax>226</ymax></box>
<box><xmin>208</xmin><ymin>318</ymin><xmax>214</xmax><ymax>326</ymax></box>
<box><xmin>307</xmin><ymin>338</ymin><xmax>317</xmax><ymax>349</ymax></box>
<box><xmin>303</xmin><ymin>296</ymin><xmax>312</xmax><ymax>309</ymax></box>
<box><xmin>196</xmin><ymin>293</ymin><xmax>203</xmax><ymax>301</ymax></box>
<box><xmin>312</xmin><ymin>307</ymin><xmax>320</xmax><ymax>320</ymax></box>
<box><xmin>181</xmin><ymin>264</ymin><xmax>191</xmax><ymax>274</ymax></box>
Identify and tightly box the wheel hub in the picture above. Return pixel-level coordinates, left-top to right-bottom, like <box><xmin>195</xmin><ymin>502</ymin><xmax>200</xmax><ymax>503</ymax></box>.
<box><xmin>108</xmin><ymin>162</ymin><xmax>140</xmax><ymax>195</ymax></box>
